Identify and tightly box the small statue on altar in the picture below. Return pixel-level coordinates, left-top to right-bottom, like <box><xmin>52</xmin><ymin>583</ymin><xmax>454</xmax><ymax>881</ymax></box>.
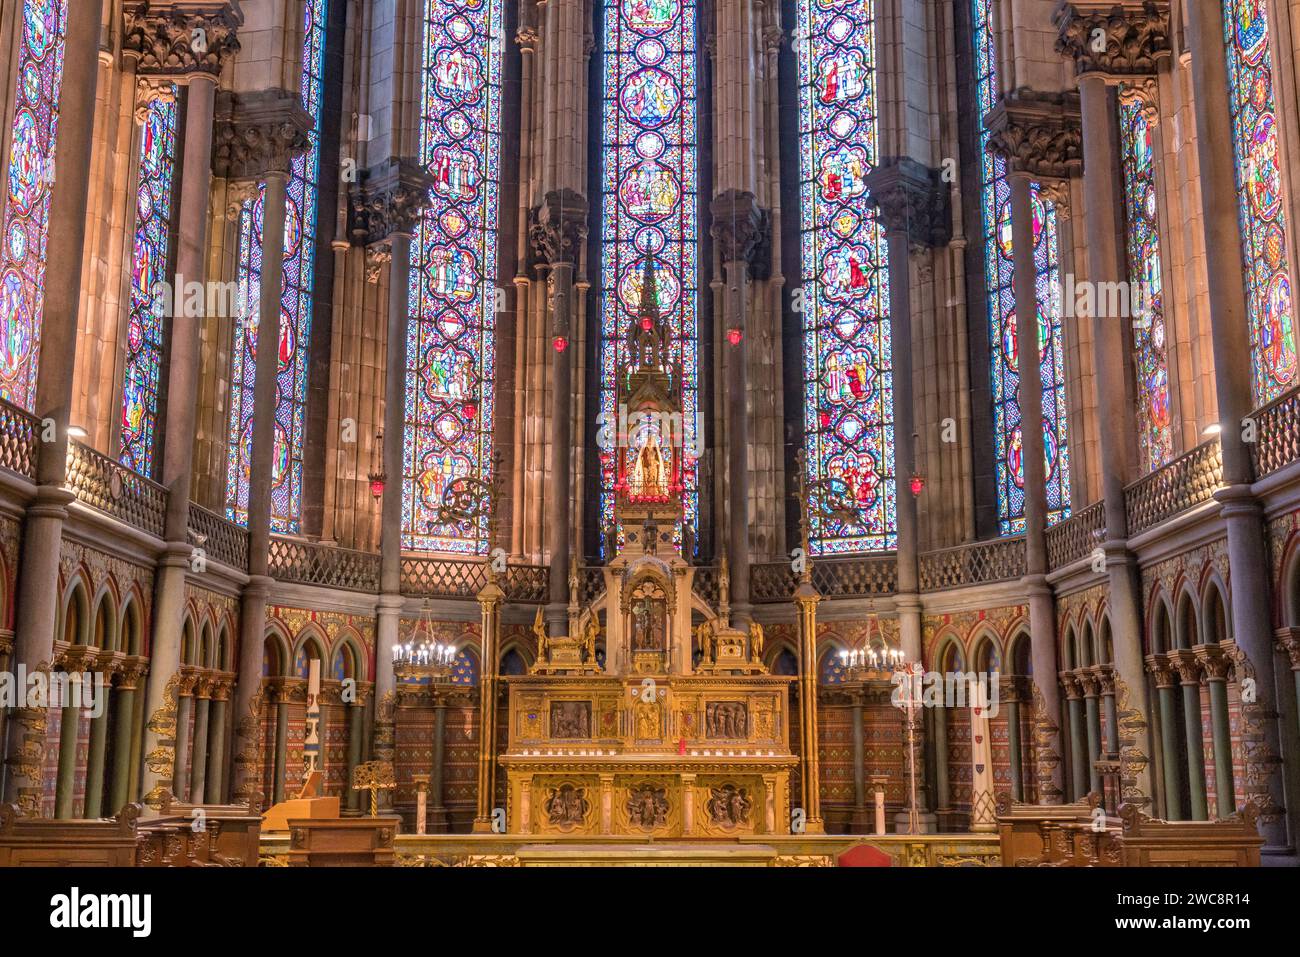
<box><xmin>533</xmin><ymin>607</ymin><xmax>548</xmax><ymax>662</ymax></box>
<box><xmin>749</xmin><ymin>621</ymin><xmax>765</xmax><ymax>662</ymax></box>
<box><xmin>697</xmin><ymin>620</ymin><xmax>714</xmax><ymax>664</ymax></box>
<box><xmin>582</xmin><ymin>616</ymin><xmax>600</xmax><ymax>663</ymax></box>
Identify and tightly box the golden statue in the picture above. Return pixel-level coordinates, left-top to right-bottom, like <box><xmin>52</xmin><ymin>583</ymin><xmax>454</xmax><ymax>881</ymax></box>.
<box><xmin>582</xmin><ymin>616</ymin><xmax>600</xmax><ymax>662</ymax></box>
<box><xmin>533</xmin><ymin>607</ymin><xmax>548</xmax><ymax>662</ymax></box>
<box><xmin>630</xmin><ymin>430</ymin><xmax>668</xmax><ymax>498</ymax></box>
<box><xmin>697</xmin><ymin>619</ymin><xmax>714</xmax><ymax>664</ymax></box>
<box><xmin>749</xmin><ymin>621</ymin><xmax>765</xmax><ymax>662</ymax></box>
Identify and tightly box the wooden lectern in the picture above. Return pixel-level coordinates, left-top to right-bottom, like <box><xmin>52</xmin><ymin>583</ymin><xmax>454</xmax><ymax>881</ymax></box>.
<box><xmin>261</xmin><ymin>771</ymin><xmax>340</xmax><ymax>833</ymax></box>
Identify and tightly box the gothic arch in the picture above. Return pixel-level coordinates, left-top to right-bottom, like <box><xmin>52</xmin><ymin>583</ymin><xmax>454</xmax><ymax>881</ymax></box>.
<box><xmin>89</xmin><ymin>585</ymin><xmax>117</xmax><ymax>652</ymax></box>
<box><xmin>59</xmin><ymin>577</ymin><xmax>91</xmax><ymax>648</ymax></box>
<box><xmin>215</xmin><ymin>622</ymin><xmax>232</xmax><ymax>672</ymax></box>
<box><xmin>1061</xmin><ymin>623</ymin><xmax>1077</xmax><ymax>671</ymax></box>
<box><xmin>330</xmin><ymin>628</ymin><xmax>366</xmax><ymax>682</ymax></box>
<box><xmin>263</xmin><ymin>623</ymin><xmax>292</xmax><ymax>678</ymax></box>
<box><xmin>1148</xmin><ymin>591</ymin><xmax>1175</xmax><ymax>654</ymax></box>
<box><xmin>180</xmin><ymin>615</ymin><xmax>198</xmax><ymax>666</ymax></box>
<box><xmin>1174</xmin><ymin>586</ymin><xmax>1199</xmax><ymax>649</ymax></box>
<box><xmin>1096</xmin><ymin>613</ymin><xmax>1113</xmax><ymax>666</ymax></box>
<box><xmin>292</xmin><ymin>625</ymin><xmax>329</xmax><ymax>678</ymax></box>
<box><xmin>119</xmin><ymin>596</ymin><xmax>143</xmax><ymax>657</ymax></box>
<box><xmin>970</xmin><ymin>629</ymin><xmax>1002</xmax><ymax>673</ymax></box>
<box><xmin>1201</xmin><ymin>576</ymin><xmax>1231</xmax><ymax>645</ymax></box>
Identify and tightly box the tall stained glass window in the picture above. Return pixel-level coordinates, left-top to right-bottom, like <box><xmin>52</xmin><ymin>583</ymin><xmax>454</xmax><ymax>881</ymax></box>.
<box><xmin>402</xmin><ymin>0</ymin><xmax>503</xmax><ymax>553</ymax></box>
<box><xmin>972</xmin><ymin>0</ymin><xmax>1070</xmax><ymax>532</ymax></box>
<box><xmin>225</xmin><ymin>0</ymin><xmax>329</xmax><ymax>531</ymax></box>
<box><xmin>119</xmin><ymin>89</ymin><xmax>179</xmax><ymax>476</ymax></box>
<box><xmin>1118</xmin><ymin>94</ymin><xmax>1172</xmax><ymax>472</ymax></box>
<box><xmin>795</xmin><ymin>0</ymin><xmax>894</xmax><ymax>553</ymax></box>
<box><xmin>0</xmin><ymin>0</ymin><xmax>67</xmax><ymax>410</ymax></box>
<box><xmin>597</xmin><ymin>0</ymin><xmax>700</xmax><ymax>541</ymax></box>
<box><xmin>1223</xmin><ymin>0</ymin><xmax>1297</xmax><ymax>403</ymax></box>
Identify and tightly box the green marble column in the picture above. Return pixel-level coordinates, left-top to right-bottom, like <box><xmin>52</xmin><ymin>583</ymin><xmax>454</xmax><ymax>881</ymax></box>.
<box><xmin>1201</xmin><ymin>652</ymin><xmax>1236</xmax><ymax>818</ymax></box>
<box><xmin>272</xmin><ymin>689</ymin><xmax>289</xmax><ymax>805</ymax></box>
<box><xmin>430</xmin><ymin>697</ymin><xmax>449</xmax><ymax>831</ymax></box>
<box><xmin>82</xmin><ymin>674</ymin><xmax>112</xmax><ymax>818</ymax></box>
<box><xmin>1082</xmin><ymin>675</ymin><xmax>1102</xmax><ymax>795</ymax></box>
<box><xmin>173</xmin><ymin>684</ymin><xmax>194</xmax><ymax>801</ymax></box>
<box><xmin>53</xmin><ymin>673</ymin><xmax>84</xmax><ymax>819</ymax></box>
<box><xmin>933</xmin><ymin>703</ymin><xmax>950</xmax><ymax>817</ymax></box>
<box><xmin>345</xmin><ymin>700</ymin><xmax>365</xmax><ymax>813</ymax></box>
<box><xmin>1175</xmin><ymin>655</ymin><xmax>1208</xmax><ymax>821</ymax></box>
<box><xmin>188</xmin><ymin>687</ymin><xmax>211</xmax><ymax>803</ymax></box>
<box><xmin>205</xmin><ymin>686</ymin><xmax>229</xmax><ymax>804</ymax></box>
<box><xmin>1064</xmin><ymin>678</ymin><xmax>1088</xmax><ymax>801</ymax></box>
<box><xmin>108</xmin><ymin>668</ymin><xmax>142</xmax><ymax>813</ymax></box>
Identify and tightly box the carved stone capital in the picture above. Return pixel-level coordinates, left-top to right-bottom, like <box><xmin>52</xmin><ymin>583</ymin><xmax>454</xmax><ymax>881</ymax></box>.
<box><xmin>1054</xmin><ymin>1</ymin><xmax>1171</xmax><ymax>77</ymax></box>
<box><xmin>984</xmin><ymin>90</ymin><xmax>1083</xmax><ymax>179</ymax></box>
<box><xmin>211</xmin><ymin>88</ymin><xmax>312</xmax><ymax>180</ymax></box>
<box><xmin>1194</xmin><ymin>644</ymin><xmax>1232</xmax><ymax>681</ymax></box>
<box><xmin>123</xmin><ymin>1</ymin><xmax>242</xmax><ymax>77</ymax></box>
<box><xmin>710</xmin><ymin>190</ymin><xmax>771</xmax><ymax>279</ymax></box>
<box><xmin>515</xmin><ymin>26</ymin><xmax>539</xmax><ymax>50</ymax></box>
<box><xmin>134</xmin><ymin>77</ymin><xmax>178</xmax><ymax>123</ymax></box>
<box><xmin>347</xmin><ymin>158</ymin><xmax>435</xmax><ymax>246</ymax></box>
<box><xmin>1144</xmin><ymin>653</ymin><xmax>1175</xmax><ymax>688</ymax></box>
<box><xmin>1037</xmin><ymin>178</ymin><xmax>1073</xmax><ymax>220</ymax></box>
<box><xmin>1169</xmin><ymin>650</ymin><xmax>1202</xmax><ymax>686</ymax></box>
<box><xmin>1277</xmin><ymin>628</ymin><xmax>1300</xmax><ymax>670</ymax></box>
<box><xmin>529</xmin><ymin>188</ymin><xmax>589</xmax><ymax>267</ymax></box>
<box><xmin>862</xmin><ymin>158</ymin><xmax>952</xmax><ymax>248</ymax></box>
<box><xmin>1117</xmin><ymin>76</ymin><xmax>1160</xmax><ymax>125</ymax></box>
<box><xmin>365</xmin><ymin>243</ymin><xmax>393</xmax><ymax>285</ymax></box>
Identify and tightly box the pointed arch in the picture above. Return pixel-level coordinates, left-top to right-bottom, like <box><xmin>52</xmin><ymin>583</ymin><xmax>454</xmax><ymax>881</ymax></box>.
<box><xmin>59</xmin><ymin>576</ymin><xmax>91</xmax><ymax>648</ymax></box>
<box><xmin>263</xmin><ymin>622</ymin><xmax>292</xmax><ymax>678</ymax></box>
<box><xmin>1174</xmin><ymin>586</ymin><xmax>1199</xmax><ymax>650</ymax></box>
<box><xmin>119</xmin><ymin>594</ymin><xmax>143</xmax><ymax>657</ymax></box>
<box><xmin>89</xmin><ymin>584</ymin><xmax>118</xmax><ymax>652</ymax></box>
<box><xmin>1201</xmin><ymin>575</ymin><xmax>1231</xmax><ymax>646</ymax></box>
<box><xmin>1148</xmin><ymin>589</ymin><xmax>1174</xmax><ymax>654</ymax></box>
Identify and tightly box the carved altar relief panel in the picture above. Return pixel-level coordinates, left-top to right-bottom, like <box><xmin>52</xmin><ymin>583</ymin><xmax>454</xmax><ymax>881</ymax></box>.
<box><xmin>695</xmin><ymin>777</ymin><xmax>761</xmax><ymax>836</ymax></box>
<box><xmin>617</xmin><ymin>778</ymin><xmax>678</xmax><ymax>835</ymax></box>
<box><xmin>550</xmin><ymin>700</ymin><xmax>592</xmax><ymax>739</ymax></box>
<box><xmin>705</xmin><ymin>701</ymin><xmax>749</xmax><ymax>739</ymax></box>
<box><xmin>533</xmin><ymin>776</ymin><xmax>599</xmax><ymax>834</ymax></box>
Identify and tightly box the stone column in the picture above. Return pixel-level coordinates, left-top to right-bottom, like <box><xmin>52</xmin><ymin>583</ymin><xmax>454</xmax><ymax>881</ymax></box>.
<box><xmin>1147</xmin><ymin>655</ymin><xmax>1184</xmax><ymax>819</ymax></box>
<box><xmin>271</xmin><ymin>684</ymin><xmax>290</xmax><ymax>805</ymax></box>
<box><xmin>1063</xmin><ymin>675</ymin><xmax>1088</xmax><ymax>800</ymax></box>
<box><xmin>1005</xmin><ymin>682</ymin><xmax>1023</xmax><ymax>802</ymax></box>
<box><xmin>2</xmin><ymin>0</ymin><xmax>102</xmax><ymax>815</ymax></box>
<box><xmin>1099</xmin><ymin>668</ymin><xmax>1121</xmax><ymax>756</ymax></box>
<box><xmin>793</xmin><ymin>577</ymin><xmax>824</xmax><ymax>833</ymax></box>
<box><xmin>125</xmin><ymin>0</ymin><xmax>241</xmax><ymax>810</ymax></box>
<box><xmin>213</xmin><ymin>90</ymin><xmax>311</xmax><ymax>805</ymax></box>
<box><xmin>710</xmin><ymin>191</ymin><xmax>767</xmax><ymax>626</ymax></box>
<box><xmin>429</xmin><ymin>695</ymin><xmax>449</xmax><ymax>831</ymax></box>
<box><xmin>850</xmin><ymin>692</ymin><xmax>868</xmax><ymax>833</ymax></box>
<box><xmin>205</xmin><ymin>678</ymin><xmax>231</xmax><ymax>803</ymax></box>
<box><xmin>934</xmin><ymin>700</ymin><xmax>950</xmax><ymax>816</ymax></box>
<box><xmin>1183</xmin><ymin>0</ymin><xmax>1290</xmax><ymax>849</ymax></box>
<box><xmin>173</xmin><ymin>672</ymin><xmax>197</xmax><ymax>801</ymax></box>
<box><xmin>344</xmin><ymin>693</ymin><xmax>366</xmax><ymax>815</ymax></box>
<box><xmin>863</xmin><ymin>160</ymin><xmax>951</xmax><ymax>663</ymax></box>
<box><xmin>109</xmin><ymin>662</ymin><xmax>145</xmax><ymax>813</ymax></box>
<box><xmin>985</xmin><ymin>92</ymin><xmax>1082</xmax><ymax>804</ymax></box>
<box><xmin>473</xmin><ymin>576</ymin><xmax>504</xmax><ymax>831</ymax></box>
<box><xmin>53</xmin><ymin>672</ymin><xmax>85</xmax><ymax>819</ymax></box>
<box><xmin>1081</xmin><ymin>672</ymin><xmax>1103</xmax><ymax>795</ymax></box>
<box><xmin>1197</xmin><ymin>647</ymin><xmax>1236</xmax><ymax>818</ymax></box>
<box><xmin>188</xmin><ymin>678</ymin><xmax>213</xmax><ymax>802</ymax></box>
<box><xmin>530</xmin><ymin>190</ymin><xmax>587</xmax><ymax>635</ymax></box>
<box><xmin>1055</xmin><ymin>3</ymin><xmax>1171</xmax><ymax>808</ymax></box>
<box><xmin>1172</xmin><ymin>652</ymin><xmax>1208</xmax><ymax>820</ymax></box>
<box><xmin>83</xmin><ymin>664</ymin><xmax>115</xmax><ymax>818</ymax></box>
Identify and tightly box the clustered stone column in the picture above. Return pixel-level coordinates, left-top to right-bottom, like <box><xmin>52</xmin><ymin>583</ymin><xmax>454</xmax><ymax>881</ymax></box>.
<box><xmin>1055</xmin><ymin>0</ymin><xmax>1171</xmax><ymax>813</ymax></box>
<box><xmin>710</xmin><ymin>190</ymin><xmax>768</xmax><ymax>626</ymax></box>
<box><xmin>1183</xmin><ymin>0</ymin><xmax>1291</xmax><ymax>851</ymax></box>
<box><xmin>473</xmin><ymin>574</ymin><xmax>504</xmax><ymax>831</ymax></box>
<box><xmin>863</xmin><ymin>158</ymin><xmax>951</xmax><ymax>665</ymax></box>
<box><xmin>349</xmin><ymin>160</ymin><xmax>435</xmax><ymax>804</ymax></box>
<box><xmin>530</xmin><ymin>189</ymin><xmax>588</xmax><ymax>637</ymax></box>
<box><xmin>985</xmin><ymin>91</ymin><xmax>1084</xmax><ymax>805</ymax></box>
<box><xmin>213</xmin><ymin>90</ymin><xmax>312</xmax><ymax>805</ymax></box>
<box><xmin>2</xmin><ymin>0</ymin><xmax>102</xmax><ymax>814</ymax></box>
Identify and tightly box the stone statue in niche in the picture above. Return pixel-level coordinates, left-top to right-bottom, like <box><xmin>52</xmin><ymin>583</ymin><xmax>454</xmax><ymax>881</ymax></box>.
<box><xmin>544</xmin><ymin>783</ymin><xmax>589</xmax><ymax>828</ymax></box>
<box><xmin>550</xmin><ymin>701</ymin><xmax>591</xmax><ymax>739</ymax></box>
<box><xmin>706</xmin><ymin>783</ymin><xmax>752</xmax><ymax>828</ymax></box>
<box><xmin>705</xmin><ymin>701</ymin><xmax>748</xmax><ymax>738</ymax></box>
<box><xmin>630</xmin><ymin>595</ymin><xmax>666</xmax><ymax>651</ymax></box>
<box><xmin>625</xmin><ymin>783</ymin><xmax>669</xmax><ymax>829</ymax></box>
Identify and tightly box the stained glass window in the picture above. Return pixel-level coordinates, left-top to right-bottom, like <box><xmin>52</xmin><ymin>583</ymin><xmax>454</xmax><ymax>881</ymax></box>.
<box><xmin>0</xmin><ymin>0</ymin><xmax>67</xmax><ymax>410</ymax></box>
<box><xmin>225</xmin><ymin>0</ymin><xmax>328</xmax><ymax>531</ymax></box>
<box><xmin>972</xmin><ymin>0</ymin><xmax>1070</xmax><ymax>532</ymax></box>
<box><xmin>1118</xmin><ymin>94</ymin><xmax>1173</xmax><ymax>472</ymax></box>
<box><xmin>1223</xmin><ymin>0</ymin><xmax>1297</xmax><ymax>403</ymax></box>
<box><xmin>119</xmin><ymin>89</ymin><xmax>179</xmax><ymax>477</ymax></box>
<box><xmin>402</xmin><ymin>0</ymin><xmax>503</xmax><ymax>554</ymax></box>
<box><xmin>795</xmin><ymin>0</ymin><xmax>894</xmax><ymax>553</ymax></box>
<box><xmin>597</xmin><ymin>0</ymin><xmax>700</xmax><ymax>542</ymax></box>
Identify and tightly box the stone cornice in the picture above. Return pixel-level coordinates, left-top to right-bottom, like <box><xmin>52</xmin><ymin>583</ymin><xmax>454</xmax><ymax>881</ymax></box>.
<box><xmin>862</xmin><ymin>158</ymin><xmax>952</xmax><ymax>249</ymax></box>
<box><xmin>1054</xmin><ymin>1</ymin><xmax>1171</xmax><ymax>78</ymax></box>
<box><xmin>211</xmin><ymin>88</ymin><xmax>312</xmax><ymax>180</ymax></box>
<box><xmin>123</xmin><ymin>1</ymin><xmax>242</xmax><ymax>77</ymax></box>
<box><xmin>984</xmin><ymin>89</ymin><xmax>1083</xmax><ymax>179</ymax></box>
<box><xmin>529</xmin><ymin>188</ymin><xmax>589</xmax><ymax>267</ymax></box>
<box><xmin>347</xmin><ymin>158</ymin><xmax>435</xmax><ymax>246</ymax></box>
<box><xmin>710</xmin><ymin>190</ymin><xmax>771</xmax><ymax>279</ymax></box>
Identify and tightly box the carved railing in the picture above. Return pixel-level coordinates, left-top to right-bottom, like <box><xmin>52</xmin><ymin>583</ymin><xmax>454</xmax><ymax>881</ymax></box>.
<box><xmin>0</xmin><ymin>398</ymin><xmax>39</xmax><ymax>479</ymax></box>
<box><xmin>269</xmin><ymin>537</ymin><xmax>380</xmax><ymax>593</ymax></box>
<box><xmin>1123</xmin><ymin>438</ymin><xmax>1223</xmax><ymax>536</ymax></box>
<box><xmin>750</xmin><ymin>555</ymin><xmax>897</xmax><ymax>603</ymax></box>
<box><xmin>64</xmin><ymin>440</ymin><xmax>167</xmax><ymax>537</ymax></box>
<box><xmin>401</xmin><ymin>556</ymin><xmax>549</xmax><ymax>603</ymax></box>
<box><xmin>187</xmin><ymin>503</ymin><xmax>249</xmax><ymax>570</ymax></box>
<box><xmin>1250</xmin><ymin>385</ymin><xmax>1300</xmax><ymax>478</ymax></box>
<box><xmin>1045</xmin><ymin>501</ymin><xmax>1106</xmax><ymax>570</ymax></box>
<box><xmin>919</xmin><ymin>536</ymin><xmax>1027</xmax><ymax>591</ymax></box>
